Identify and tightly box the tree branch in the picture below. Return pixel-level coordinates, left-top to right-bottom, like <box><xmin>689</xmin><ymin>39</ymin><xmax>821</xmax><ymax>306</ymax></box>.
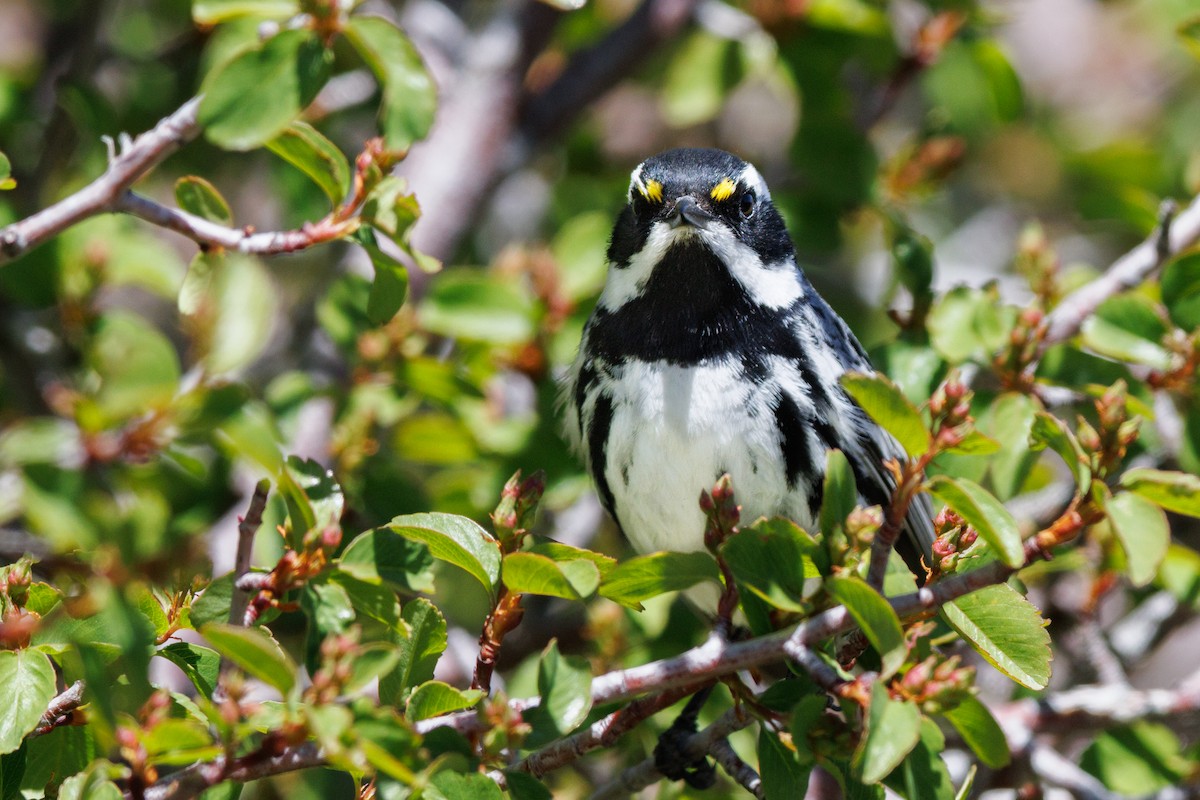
<box><xmin>115</xmin><ymin>192</ymin><xmax>351</xmax><ymax>255</ymax></box>
<box><xmin>139</xmin><ymin>742</ymin><xmax>323</xmax><ymax>800</ymax></box>
<box><xmin>1038</xmin><ymin>195</ymin><xmax>1200</xmax><ymax>352</ymax></box>
<box><xmin>0</xmin><ymin>97</ymin><xmax>202</xmax><ymax>266</ymax></box>
<box><xmin>30</xmin><ymin>680</ymin><xmax>85</xmax><ymax>737</ymax></box>
<box><xmin>227</xmin><ymin>480</ymin><xmax>270</xmax><ymax>628</ymax></box>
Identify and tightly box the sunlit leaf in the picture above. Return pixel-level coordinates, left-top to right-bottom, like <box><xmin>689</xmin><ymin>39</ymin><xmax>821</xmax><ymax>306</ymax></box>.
<box><xmin>598</xmin><ymin>551</ymin><xmax>721</xmax><ymax>610</ymax></box>
<box><xmin>404</xmin><ymin>681</ymin><xmax>482</xmax><ymax>722</ymax></box>
<box><xmin>200</xmin><ymin>29</ymin><xmax>332</xmax><ymax>150</ymax></box>
<box><xmin>941</xmin><ymin>584</ymin><xmax>1051</xmax><ymax>690</ymax></box>
<box><xmin>344</xmin><ymin>17</ymin><xmax>437</xmax><ymax>150</ymax></box>
<box><xmin>1105</xmin><ymin>490</ymin><xmax>1170</xmax><ymax>587</ymax></box>
<box><xmin>387</xmin><ymin>513</ymin><xmax>502</xmax><ymax>600</ymax></box>
<box><xmin>853</xmin><ymin>682</ymin><xmax>920</xmax><ymax>784</ymax></box>
<box><xmin>266</xmin><ymin>121</ymin><xmax>349</xmax><ymax>205</ymax></box>
<box><xmin>827</xmin><ymin>576</ymin><xmax>906</xmax><ymax>679</ymax></box>
<box><xmin>1120</xmin><ymin>468</ymin><xmax>1200</xmax><ymax>517</ymax></box>
<box><xmin>841</xmin><ymin>372</ymin><xmax>930</xmax><ymax>458</ymax></box>
<box><xmin>0</xmin><ymin>650</ymin><xmax>56</xmax><ymax>754</ymax></box>
<box><xmin>200</xmin><ymin>623</ymin><xmax>296</xmax><ymax>695</ymax></box>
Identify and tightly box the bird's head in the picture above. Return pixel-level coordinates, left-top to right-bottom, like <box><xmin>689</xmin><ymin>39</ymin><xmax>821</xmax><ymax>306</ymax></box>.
<box><xmin>602</xmin><ymin>148</ymin><xmax>801</xmax><ymax>312</ymax></box>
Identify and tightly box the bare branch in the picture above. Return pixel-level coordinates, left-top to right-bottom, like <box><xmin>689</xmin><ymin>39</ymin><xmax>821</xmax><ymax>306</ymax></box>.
<box><xmin>708</xmin><ymin>738</ymin><xmax>763</xmax><ymax>799</ymax></box>
<box><xmin>517</xmin><ymin>682</ymin><xmax>704</xmax><ymax>778</ymax></box>
<box><xmin>0</xmin><ymin>97</ymin><xmax>202</xmax><ymax>266</ymax></box>
<box><xmin>228</xmin><ymin>480</ymin><xmax>270</xmax><ymax>628</ymax></box>
<box><xmin>115</xmin><ymin>192</ymin><xmax>351</xmax><ymax>255</ymax></box>
<box><xmin>139</xmin><ymin>742</ymin><xmax>323</xmax><ymax>800</ymax></box>
<box><xmin>1038</xmin><ymin>194</ymin><xmax>1200</xmax><ymax>352</ymax></box>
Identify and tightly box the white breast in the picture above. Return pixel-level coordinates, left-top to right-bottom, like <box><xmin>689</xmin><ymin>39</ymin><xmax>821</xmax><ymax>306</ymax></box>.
<box><xmin>594</xmin><ymin>356</ymin><xmax>818</xmax><ymax>554</ymax></box>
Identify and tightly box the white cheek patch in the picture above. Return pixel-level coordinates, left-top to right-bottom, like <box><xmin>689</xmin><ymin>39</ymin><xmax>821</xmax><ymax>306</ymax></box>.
<box><xmin>598</xmin><ymin>222</ymin><xmax>678</xmax><ymax>311</ymax></box>
<box><xmin>698</xmin><ymin>225</ymin><xmax>803</xmax><ymax>310</ymax></box>
<box><xmin>627</xmin><ymin>162</ymin><xmax>646</xmax><ymax>202</ymax></box>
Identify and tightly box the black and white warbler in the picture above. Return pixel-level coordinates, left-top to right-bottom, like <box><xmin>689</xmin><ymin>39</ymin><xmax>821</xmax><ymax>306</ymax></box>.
<box><xmin>565</xmin><ymin>148</ymin><xmax>935</xmax><ymax>581</ymax></box>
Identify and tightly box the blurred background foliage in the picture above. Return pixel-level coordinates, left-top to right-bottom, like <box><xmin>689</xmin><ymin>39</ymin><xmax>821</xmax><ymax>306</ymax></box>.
<box><xmin>4</xmin><ymin>0</ymin><xmax>1200</xmax><ymax>796</ymax></box>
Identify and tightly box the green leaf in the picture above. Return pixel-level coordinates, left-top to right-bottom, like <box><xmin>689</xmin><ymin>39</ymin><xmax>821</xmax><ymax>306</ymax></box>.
<box><xmin>0</xmin><ymin>150</ymin><xmax>14</xmax><ymax>191</ymax></box>
<box><xmin>58</xmin><ymin>762</ymin><xmax>123</xmax><ymax>800</ymax></box>
<box><xmin>266</xmin><ymin>121</ymin><xmax>349</xmax><ymax>205</ymax></box>
<box><xmin>141</xmin><ymin>719</ymin><xmax>219</xmax><ymax>765</ymax></box>
<box><xmin>189</xmin><ymin>572</ymin><xmax>235</xmax><ymax>630</ymax></box>
<box><xmin>344</xmin><ymin>16</ymin><xmax>437</xmax><ymax>150</ymax></box>
<box><xmin>174</xmin><ymin>176</ymin><xmax>232</xmax><ymax>225</ymax></box>
<box><xmin>420</xmin><ymin>271</ymin><xmax>536</xmax><ymax>345</ymax></box>
<box><xmin>279</xmin><ymin>455</ymin><xmax>344</xmax><ymax>542</ymax></box>
<box><xmin>524</xmin><ymin>640</ymin><xmax>592</xmax><ymax>743</ymax></box>
<box><xmin>329</xmin><ymin>571</ymin><xmax>401</xmax><ymax>627</ymax></box>
<box><xmin>179</xmin><ymin>251</ymin><xmax>278</xmax><ymax>373</ymax></box>
<box><xmin>889</xmin><ymin>720</ymin><xmax>955</xmax><ymax>800</ymax></box>
<box><xmin>504</xmin><ymin>770</ymin><xmax>553</xmax><ymax>800</ymax></box>
<box><xmin>826</xmin><ymin>576</ymin><xmax>906</xmax><ymax>679</ymax></box>
<box><xmin>941</xmin><ymin>695</ymin><xmax>1010</xmax><ymax>769</ymax></box>
<box><xmin>1162</xmin><ymin>251</ymin><xmax>1200</xmax><ymax>330</ymax></box>
<box><xmin>379</xmin><ymin>598</ymin><xmax>447</xmax><ymax>704</ymax></box>
<box><xmin>980</xmin><ymin>392</ymin><xmax>1039</xmax><ymax>501</ymax></box>
<box><xmin>759</xmin><ymin>727</ymin><xmax>811</xmax><ymax>800</ymax></box>
<box><xmin>345</xmin><ymin>643</ymin><xmax>402</xmax><ymax>695</ymax></box>
<box><xmin>721</xmin><ymin>517</ymin><xmax>820</xmax><ymax>612</ymax></box>
<box><xmin>954</xmin><ymin>766</ymin><xmax>977</xmax><ymax>800</ymax></box>
<box><xmin>1105</xmin><ymin>491</ymin><xmax>1170</xmax><ymax>587</ymax></box>
<box><xmin>941</xmin><ymin>583</ymin><xmax>1051</xmax><ymax>690</ymax></box>
<box><xmin>927</xmin><ymin>476</ymin><xmax>1024</xmax><ymax>567</ymax></box>
<box><xmin>429</xmin><ymin>771</ymin><xmax>504</xmax><ymax>800</ymax></box>
<box><xmin>360</xmin><ymin>230</ymin><xmax>410</xmax><ymax>325</ymax></box>
<box><xmin>199</xmin><ymin>29</ymin><xmax>332</xmax><ymax>150</ymax></box>
<box><xmin>1030</xmin><ymin>411</ymin><xmax>1092</xmax><ymax>493</ymax></box>
<box><xmin>927</xmin><ymin>285</ymin><xmax>1014</xmax><ymax>364</ymax></box>
<box><xmin>0</xmin><ymin>650</ymin><xmax>56</xmax><ymax>754</ymax></box>
<box><xmin>1080</xmin><ymin>722</ymin><xmax>1188</xmax><ymax>795</ymax></box>
<box><xmin>157</xmin><ymin>642</ymin><xmax>222</xmax><ymax>699</ymax></box>
<box><xmin>388</xmin><ymin>513</ymin><xmax>502</xmax><ymax>600</ymax></box>
<box><xmin>338</xmin><ymin>528</ymin><xmax>435</xmax><ymax>594</ymax></box>
<box><xmin>1080</xmin><ymin>293</ymin><xmax>1172</xmax><ymax>369</ymax></box>
<box><xmin>2</xmin><ymin>741</ymin><xmax>26</xmax><ymax>800</ymax></box>
<box><xmin>854</xmin><ymin>682</ymin><xmax>921</xmax><ymax>784</ymax></box>
<box><xmin>502</xmin><ymin>552</ymin><xmax>600</xmax><ymax>601</ymax></box>
<box><xmin>1182</xmin><ymin>15</ymin><xmax>1200</xmax><ymax>61</ymax></box>
<box><xmin>525</xmin><ymin>538</ymin><xmax>616</xmax><ymax>578</ymax></box>
<box><xmin>598</xmin><ymin>551</ymin><xmax>721</xmax><ymax>610</ymax></box>
<box><xmin>404</xmin><ymin>681</ymin><xmax>482</xmax><ymax>722</ymax></box>
<box><xmin>942</xmin><ymin>429</ymin><xmax>1000</xmax><ymax>456</ymax></box>
<box><xmin>820</xmin><ymin>449</ymin><xmax>858</xmax><ymax>536</ymax></box>
<box><xmin>200</xmin><ymin>623</ymin><xmax>296</xmax><ymax>695</ymax></box>
<box><xmin>661</xmin><ymin>31</ymin><xmax>738</xmax><ymax>127</ymax></box>
<box><xmin>87</xmin><ymin>312</ymin><xmax>181</xmax><ymax>424</ymax></box>
<box><xmin>19</xmin><ymin>724</ymin><xmax>95</xmax><ymax>795</ymax></box>
<box><xmin>891</xmin><ymin>228</ymin><xmax>934</xmax><ymax>308</ymax></box>
<box><xmin>192</xmin><ymin>0</ymin><xmax>298</xmax><ymax>25</ymax></box>
<box><xmin>841</xmin><ymin>372</ymin><xmax>930</xmax><ymax>458</ymax></box>
<box><xmin>1120</xmin><ymin>468</ymin><xmax>1200</xmax><ymax>517</ymax></box>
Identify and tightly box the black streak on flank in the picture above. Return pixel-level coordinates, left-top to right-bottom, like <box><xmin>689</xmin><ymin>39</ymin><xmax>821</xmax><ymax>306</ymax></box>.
<box><xmin>587</xmin><ymin>392</ymin><xmax>618</xmax><ymax>521</ymax></box>
<box><xmin>774</xmin><ymin>392</ymin><xmax>814</xmax><ymax>492</ymax></box>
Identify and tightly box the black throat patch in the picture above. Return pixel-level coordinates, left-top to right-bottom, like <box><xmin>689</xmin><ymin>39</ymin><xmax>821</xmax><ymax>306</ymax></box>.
<box><xmin>585</xmin><ymin>238</ymin><xmax>802</xmax><ymax>364</ymax></box>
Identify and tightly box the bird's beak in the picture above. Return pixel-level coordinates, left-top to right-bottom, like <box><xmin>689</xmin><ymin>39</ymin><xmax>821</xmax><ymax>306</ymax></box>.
<box><xmin>667</xmin><ymin>196</ymin><xmax>715</xmax><ymax>229</ymax></box>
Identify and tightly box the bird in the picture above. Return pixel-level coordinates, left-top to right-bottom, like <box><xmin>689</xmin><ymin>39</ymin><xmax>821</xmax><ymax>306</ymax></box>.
<box><xmin>564</xmin><ymin>147</ymin><xmax>935</xmax><ymax>587</ymax></box>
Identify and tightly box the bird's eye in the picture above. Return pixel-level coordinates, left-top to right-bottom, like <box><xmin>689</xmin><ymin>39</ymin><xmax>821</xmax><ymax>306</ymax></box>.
<box><xmin>739</xmin><ymin>190</ymin><xmax>756</xmax><ymax>220</ymax></box>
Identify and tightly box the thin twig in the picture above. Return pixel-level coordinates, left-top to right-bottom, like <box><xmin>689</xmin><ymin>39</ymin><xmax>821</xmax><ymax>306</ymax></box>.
<box><xmin>30</xmin><ymin>680</ymin><xmax>86</xmax><ymax>737</ymax></box>
<box><xmin>0</xmin><ymin>97</ymin><xmax>202</xmax><ymax>265</ymax></box>
<box><xmin>138</xmin><ymin>741</ymin><xmax>323</xmax><ymax>800</ymax></box>
<box><xmin>116</xmin><ymin>192</ymin><xmax>352</xmax><ymax>255</ymax></box>
<box><xmin>708</xmin><ymin>738</ymin><xmax>763</xmax><ymax>799</ymax></box>
<box><xmin>228</xmin><ymin>480</ymin><xmax>270</xmax><ymax>628</ymax></box>
<box><xmin>517</xmin><ymin>682</ymin><xmax>706</xmax><ymax>778</ymax></box>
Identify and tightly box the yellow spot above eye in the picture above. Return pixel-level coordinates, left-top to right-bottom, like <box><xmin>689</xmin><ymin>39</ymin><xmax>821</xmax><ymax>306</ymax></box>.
<box><xmin>710</xmin><ymin>178</ymin><xmax>736</xmax><ymax>202</ymax></box>
<box><xmin>640</xmin><ymin>179</ymin><xmax>663</xmax><ymax>203</ymax></box>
